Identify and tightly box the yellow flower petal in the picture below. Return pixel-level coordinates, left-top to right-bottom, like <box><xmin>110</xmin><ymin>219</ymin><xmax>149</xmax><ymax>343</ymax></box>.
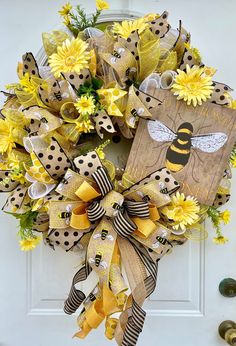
<box><xmin>19</xmin><ymin>236</ymin><xmax>41</xmax><ymax>251</ymax></box>
<box><xmin>96</xmin><ymin>0</ymin><xmax>109</xmax><ymax>10</ymax></box>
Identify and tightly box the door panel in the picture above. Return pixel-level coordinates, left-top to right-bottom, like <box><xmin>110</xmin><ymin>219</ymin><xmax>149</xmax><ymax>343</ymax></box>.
<box><xmin>1</xmin><ymin>1</ymin><xmax>236</xmax><ymax>346</ymax></box>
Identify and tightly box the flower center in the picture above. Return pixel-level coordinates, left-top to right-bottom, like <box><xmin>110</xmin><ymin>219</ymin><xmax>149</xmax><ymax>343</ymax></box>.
<box><xmin>65</xmin><ymin>55</ymin><xmax>77</xmax><ymax>66</ymax></box>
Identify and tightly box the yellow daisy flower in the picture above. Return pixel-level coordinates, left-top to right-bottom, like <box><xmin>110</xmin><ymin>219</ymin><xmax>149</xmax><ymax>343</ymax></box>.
<box><xmin>48</xmin><ymin>38</ymin><xmax>90</xmax><ymax>78</ymax></box>
<box><xmin>219</xmin><ymin>210</ymin><xmax>231</xmax><ymax>224</ymax></box>
<box><xmin>161</xmin><ymin>191</ymin><xmax>200</xmax><ymax>231</ymax></box>
<box><xmin>213</xmin><ymin>236</ymin><xmax>228</xmax><ymax>245</ymax></box>
<box><xmin>76</xmin><ymin>119</ymin><xmax>94</xmax><ymax>133</ymax></box>
<box><xmin>96</xmin><ymin>0</ymin><xmax>109</xmax><ymax>10</ymax></box>
<box><xmin>19</xmin><ymin>236</ymin><xmax>41</xmax><ymax>251</ymax></box>
<box><xmin>0</xmin><ymin>119</ymin><xmax>16</xmax><ymax>154</ymax></box>
<box><xmin>171</xmin><ymin>64</ymin><xmax>214</xmax><ymax>107</ymax></box>
<box><xmin>58</xmin><ymin>3</ymin><xmax>72</xmax><ymax>17</ymax></box>
<box><xmin>75</xmin><ymin>95</ymin><xmax>96</xmax><ymax>115</ymax></box>
<box><xmin>112</xmin><ymin>18</ymin><xmax>148</xmax><ymax>39</ymax></box>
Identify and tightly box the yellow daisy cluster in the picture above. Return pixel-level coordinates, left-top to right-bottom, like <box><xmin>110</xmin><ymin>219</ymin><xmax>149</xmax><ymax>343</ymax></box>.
<box><xmin>172</xmin><ymin>64</ymin><xmax>214</xmax><ymax>107</ymax></box>
<box><xmin>161</xmin><ymin>192</ymin><xmax>200</xmax><ymax>232</ymax></box>
<box><xmin>75</xmin><ymin>95</ymin><xmax>96</xmax><ymax>116</ymax></box>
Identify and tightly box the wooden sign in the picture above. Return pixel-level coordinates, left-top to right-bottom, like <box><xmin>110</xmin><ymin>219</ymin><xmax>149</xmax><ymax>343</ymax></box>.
<box><xmin>126</xmin><ymin>89</ymin><xmax>236</xmax><ymax>205</ymax></box>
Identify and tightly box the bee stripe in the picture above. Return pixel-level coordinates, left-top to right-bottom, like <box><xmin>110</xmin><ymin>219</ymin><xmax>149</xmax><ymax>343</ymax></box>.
<box><xmin>177</xmin><ymin>139</ymin><xmax>189</xmax><ymax>145</ymax></box>
<box><xmin>166</xmin><ymin>160</ymin><xmax>184</xmax><ymax>172</ymax></box>
<box><xmin>178</xmin><ymin>128</ymin><xmax>192</xmax><ymax>134</ymax></box>
<box><xmin>170</xmin><ymin>144</ymin><xmax>190</xmax><ymax>155</ymax></box>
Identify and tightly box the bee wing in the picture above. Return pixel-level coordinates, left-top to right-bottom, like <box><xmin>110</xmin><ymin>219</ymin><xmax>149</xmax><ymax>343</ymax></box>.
<box><xmin>191</xmin><ymin>133</ymin><xmax>228</xmax><ymax>153</ymax></box>
<box><xmin>89</xmin><ymin>258</ymin><xmax>95</xmax><ymax>264</ymax></box>
<box><xmin>100</xmin><ymin>261</ymin><xmax>108</xmax><ymax>269</ymax></box>
<box><xmin>147</xmin><ymin>120</ymin><xmax>176</xmax><ymax>143</ymax></box>
<box><xmin>93</xmin><ymin>234</ymin><xmax>101</xmax><ymax>239</ymax></box>
<box><xmin>152</xmin><ymin>242</ymin><xmax>160</xmax><ymax>249</ymax></box>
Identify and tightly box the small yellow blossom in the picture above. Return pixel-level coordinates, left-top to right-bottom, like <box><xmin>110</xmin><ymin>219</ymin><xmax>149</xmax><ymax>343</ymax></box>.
<box><xmin>48</xmin><ymin>38</ymin><xmax>90</xmax><ymax>78</ymax></box>
<box><xmin>96</xmin><ymin>0</ymin><xmax>109</xmax><ymax>10</ymax></box>
<box><xmin>112</xmin><ymin>18</ymin><xmax>148</xmax><ymax>39</ymax></box>
<box><xmin>58</xmin><ymin>3</ymin><xmax>72</xmax><ymax>17</ymax></box>
<box><xmin>202</xmin><ymin>66</ymin><xmax>217</xmax><ymax>77</ymax></box>
<box><xmin>213</xmin><ymin>236</ymin><xmax>229</xmax><ymax>245</ymax></box>
<box><xmin>19</xmin><ymin>236</ymin><xmax>41</xmax><ymax>251</ymax></box>
<box><xmin>9</xmin><ymin>170</ymin><xmax>26</xmax><ymax>185</ymax></box>
<box><xmin>0</xmin><ymin>119</ymin><xmax>16</xmax><ymax>154</ymax></box>
<box><xmin>75</xmin><ymin>95</ymin><xmax>96</xmax><ymax>115</ymax></box>
<box><xmin>172</xmin><ymin>64</ymin><xmax>214</xmax><ymax>107</ymax></box>
<box><xmin>63</xmin><ymin>15</ymin><xmax>71</xmax><ymax>26</ymax></box>
<box><xmin>75</xmin><ymin>119</ymin><xmax>94</xmax><ymax>133</ymax></box>
<box><xmin>219</xmin><ymin>210</ymin><xmax>231</xmax><ymax>224</ymax></box>
<box><xmin>161</xmin><ymin>191</ymin><xmax>200</xmax><ymax>231</ymax></box>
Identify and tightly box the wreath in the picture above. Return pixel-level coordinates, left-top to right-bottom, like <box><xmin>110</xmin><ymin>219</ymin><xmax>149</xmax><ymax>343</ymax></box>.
<box><xmin>1</xmin><ymin>1</ymin><xmax>236</xmax><ymax>345</ymax></box>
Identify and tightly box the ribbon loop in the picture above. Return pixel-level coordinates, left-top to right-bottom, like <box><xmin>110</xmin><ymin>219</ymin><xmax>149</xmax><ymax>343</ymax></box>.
<box><xmin>113</xmin><ymin>210</ymin><xmax>137</xmax><ymax>237</ymax></box>
<box><xmin>91</xmin><ymin>167</ymin><xmax>114</xmax><ymax>196</ymax></box>
<box><xmin>124</xmin><ymin>200</ymin><xmax>150</xmax><ymax>218</ymax></box>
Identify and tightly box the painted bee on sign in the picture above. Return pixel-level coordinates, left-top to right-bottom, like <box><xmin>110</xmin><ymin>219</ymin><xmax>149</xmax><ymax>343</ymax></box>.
<box><xmin>147</xmin><ymin>120</ymin><xmax>228</xmax><ymax>173</ymax></box>
<box><xmin>93</xmin><ymin>229</ymin><xmax>114</xmax><ymax>241</ymax></box>
<box><xmin>89</xmin><ymin>252</ymin><xmax>108</xmax><ymax>269</ymax></box>
<box><xmin>111</xmin><ymin>48</ymin><xmax>125</xmax><ymax>64</ymax></box>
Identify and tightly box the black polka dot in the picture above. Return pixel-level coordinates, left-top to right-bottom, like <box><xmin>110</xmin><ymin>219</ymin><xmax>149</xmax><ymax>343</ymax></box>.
<box><xmin>135</xmin><ymin>56</ymin><xmax>139</xmax><ymax>61</ymax></box>
<box><xmin>53</xmin><ymin>82</ymin><xmax>57</xmax><ymax>87</ymax></box>
<box><xmin>48</xmin><ymin>155</ymin><xmax>53</xmax><ymax>160</ymax></box>
<box><xmin>26</xmin><ymin>57</ymin><xmax>31</xmax><ymax>62</ymax></box>
<box><xmin>64</xmin><ymin>232</ymin><xmax>69</xmax><ymax>237</ymax></box>
<box><xmin>166</xmin><ymin>171</ymin><xmax>170</xmax><ymax>174</ymax></box>
<box><xmin>58</xmin><ymin>157</ymin><xmax>62</xmax><ymax>162</ymax></box>
<box><xmin>19</xmin><ymin>193</ymin><xmax>24</xmax><ymax>197</ymax></box>
<box><xmin>38</xmin><ymin>153</ymin><xmax>43</xmax><ymax>158</ymax></box>
<box><xmin>135</xmin><ymin>42</ymin><xmax>138</xmax><ymax>47</ymax></box>
<box><xmin>165</xmin><ymin>178</ymin><xmax>170</xmax><ymax>183</ymax></box>
<box><xmin>45</xmin><ymin>98</ymin><xmax>49</xmax><ymax>103</ymax></box>
<box><xmin>55</xmin><ymin>166</ymin><xmax>60</xmax><ymax>170</ymax></box>
<box><xmin>86</xmin><ymin>74</ymin><xmax>90</xmax><ymax>79</ymax></box>
<box><xmin>163</xmin><ymin>13</ymin><xmax>167</xmax><ymax>19</ymax></box>
<box><xmin>64</xmin><ymin>241</ymin><xmax>69</xmax><ymax>246</ymax></box>
<box><xmin>32</xmin><ymin>70</ymin><xmax>36</xmax><ymax>75</ymax></box>
<box><xmin>99</xmin><ymin>121</ymin><xmax>103</xmax><ymax>125</ymax></box>
<box><xmin>5</xmin><ymin>184</ymin><xmax>9</xmax><ymax>189</ymax></box>
<box><xmin>131</xmin><ymin>51</ymin><xmax>135</xmax><ymax>55</ymax></box>
<box><xmin>220</xmin><ymin>95</ymin><xmax>225</xmax><ymax>100</ymax></box>
<box><xmin>174</xmin><ymin>181</ymin><xmax>179</xmax><ymax>185</ymax></box>
<box><xmin>155</xmin><ymin>29</ymin><xmax>160</xmax><ymax>35</ymax></box>
<box><xmin>30</xmin><ymin>119</ymin><xmax>35</xmax><ymax>124</ymax></box>
<box><xmin>56</xmin><ymin>241</ymin><xmax>60</xmax><ymax>245</ymax></box>
<box><xmin>79</xmin><ymin>159</ymin><xmax>83</xmax><ymax>164</ymax></box>
<box><xmin>79</xmin><ymin>74</ymin><xmax>84</xmax><ymax>79</ymax></box>
<box><xmin>155</xmin><ymin>175</ymin><xmax>160</xmax><ymax>180</ymax></box>
<box><xmin>88</xmin><ymin>162</ymin><xmax>93</xmax><ymax>168</ymax></box>
<box><xmin>46</xmin><ymin>164</ymin><xmax>51</xmax><ymax>169</ymax></box>
<box><xmin>127</xmin><ymin>37</ymin><xmax>131</xmax><ymax>42</ymax></box>
<box><xmin>59</xmin><ymin>196</ymin><xmax>63</xmax><ymax>200</ymax></box>
<box><xmin>146</xmin><ymin>97</ymin><xmax>151</xmax><ymax>102</ymax></box>
<box><xmin>60</xmin><ymin>148</ymin><xmax>64</xmax><ymax>153</ymax></box>
<box><xmin>24</xmin><ymin>64</ymin><xmax>28</xmax><ymax>69</ymax></box>
<box><xmin>84</xmin><ymin>171</ymin><xmax>89</xmax><ymax>176</ymax></box>
<box><xmin>73</xmin><ymin>232</ymin><xmax>78</xmax><ymax>236</ymax></box>
<box><xmin>224</xmin><ymin>86</ymin><xmax>229</xmax><ymax>90</ymax></box>
<box><xmin>91</xmin><ymin>154</ymin><xmax>96</xmax><ymax>159</ymax></box>
<box><xmin>215</xmin><ymin>88</ymin><xmax>220</xmax><ymax>92</ymax></box>
<box><xmin>151</xmin><ymin>21</ymin><xmax>156</xmax><ymax>24</ymax></box>
<box><xmin>112</xmin><ymin>135</ymin><xmax>121</xmax><ymax>143</ymax></box>
<box><xmin>50</xmin><ymin>145</ymin><xmax>55</xmax><ymax>150</ymax></box>
<box><xmin>10</xmin><ymin>197</ymin><xmax>15</xmax><ymax>202</ymax></box>
<box><xmin>5</xmin><ymin>172</ymin><xmax>9</xmax><ymax>176</ymax></box>
<box><xmin>55</xmin><ymin>232</ymin><xmax>59</xmax><ymax>237</ymax></box>
<box><xmin>102</xmin><ymin>115</ymin><xmax>107</xmax><ymax>119</ymax></box>
<box><xmin>69</xmin><ymin>74</ymin><xmax>74</xmax><ymax>79</ymax></box>
<box><xmin>187</xmin><ymin>55</ymin><xmax>193</xmax><ymax>61</ymax></box>
<box><xmin>212</xmin><ymin>82</ymin><xmax>216</xmax><ymax>86</ymax></box>
<box><xmin>218</xmin><ymin>202</ymin><xmax>223</xmax><ymax>206</ymax></box>
<box><xmin>136</xmin><ymin>90</ymin><xmax>139</xmax><ymax>96</ymax></box>
<box><xmin>107</xmin><ymin>125</ymin><xmax>112</xmax><ymax>130</ymax></box>
<box><xmin>159</xmin><ymin>22</ymin><xmax>164</xmax><ymax>26</ymax></box>
<box><xmin>15</xmin><ymin>204</ymin><xmax>19</xmax><ymax>208</ymax></box>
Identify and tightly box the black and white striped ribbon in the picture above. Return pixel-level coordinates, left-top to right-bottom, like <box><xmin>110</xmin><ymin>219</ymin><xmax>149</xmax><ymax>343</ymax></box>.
<box><xmin>87</xmin><ymin>201</ymin><xmax>106</xmax><ymax>222</ymax></box>
<box><xmin>124</xmin><ymin>200</ymin><xmax>150</xmax><ymax>218</ymax></box>
<box><xmin>122</xmin><ymin>300</ymin><xmax>146</xmax><ymax>346</ymax></box>
<box><xmin>64</xmin><ymin>261</ymin><xmax>91</xmax><ymax>315</ymax></box>
<box><xmin>92</xmin><ymin>167</ymin><xmax>113</xmax><ymax>196</ymax></box>
<box><xmin>113</xmin><ymin>210</ymin><xmax>137</xmax><ymax>237</ymax></box>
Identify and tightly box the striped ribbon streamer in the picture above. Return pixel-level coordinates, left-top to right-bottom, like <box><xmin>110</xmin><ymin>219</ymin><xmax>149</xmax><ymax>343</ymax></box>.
<box><xmin>64</xmin><ymin>261</ymin><xmax>92</xmax><ymax>315</ymax></box>
<box><xmin>124</xmin><ymin>200</ymin><xmax>150</xmax><ymax>218</ymax></box>
<box><xmin>92</xmin><ymin>167</ymin><xmax>113</xmax><ymax>196</ymax></box>
<box><xmin>87</xmin><ymin>201</ymin><xmax>106</xmax><ymax>222</ymax></box>
<box><xmin>113</xmin><ymin>210</ymin><xmax>137</xmax><ymax>237</ymax></box>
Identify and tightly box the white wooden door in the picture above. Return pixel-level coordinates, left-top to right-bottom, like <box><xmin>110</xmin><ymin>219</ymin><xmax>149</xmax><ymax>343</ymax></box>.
<box><xmin>1</xmin><ymin>1</ymin><xmax>236</xmax><ymax>345</ymax></box>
